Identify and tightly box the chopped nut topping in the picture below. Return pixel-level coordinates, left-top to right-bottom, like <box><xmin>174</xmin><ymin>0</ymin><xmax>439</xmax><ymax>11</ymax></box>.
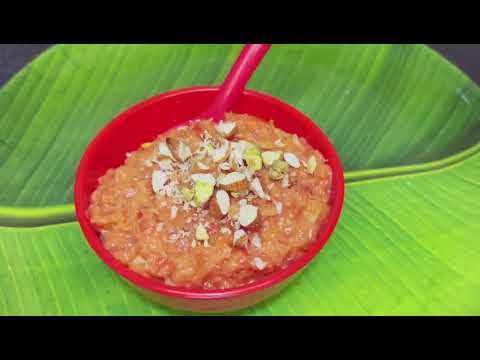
<box><xmin>233</xmin><ymin>229</ymin><xmax>248</xmax><ymax>248</ymax></box>
<box><xmin>239</xmin><ymin>204</ymin><xmax>259</xmax><ymax>228</ymax></box>
<box><xmin>274</xmin><ymin>201</ymin><xmax>283</xmax><ymax>215</ymax></box>
<box><xmin>195</xmin><ymin>224</ymin><xmax>209</xmax><ymax>241</ymax></box>
<box><xmin>244</xmin><ymin>146</ymin><xmax>263</xmax><ymax>172</ymax></box>
<box><xmin>167</xmin><ymin>137</ymin><xmax>192</xmax><ymax>162</ymax></box>
<box><xmin>252</xmin><ymin>234</ymin><xmax>262</xmax><ymax>249</ymax></box>
<box><xmin>154</xmin><ymin>159</ymin><xmax>174</xmax><ymax>171</ymax></box>
<box><xmin>306</xmin><ymin>155</ymin><xmax>317</xmax><ymax>174</ymax></box>
<box><xmin>152</xmin><ymin>170</ymin><xmax>169</xmax><ymax>193</ymax></box>
<box><xmin>284</xmin><ymin>153</ymin><xmax>301</xmax><ymax>168</ymax></box>
<box><xmin>194</xmin><ymin>181</ymin><xmax>214</xmax><ymax>206</ymax></box>
<box><xmin>180</xmin><ymin>187</ymin><xmax>194</xmax><ymax>202</ymax></box>
<box><xmin>158</xmin><ymin>141</ymin><xmax>174</xmax><ymax>160</ymax></box>
<box><xmin>261</xmin><ymin>151</ymin><xmax>282</xmax><ymax>166</ymax></box>
<box><xmin>170</xmin><ymin>205</ymin><xmax>178</xmax><ymax>220</ymax></box>
<box><xmin>191</xmin><ymin>173</ymin><xmax>216</xmax><ymax>186</ymax></box>
<box><xmin>250</xmin><ymin>177</ymin><xmax>270</xmax><ymax>200</ymax></box>
<box><xmin>218</xmin><ymin>172</ymin><xmax>248</xmax><ymax>192</ymax></box>
<box><xmin>253</xmin><ymin>257</ymin><xmax>267</xmax><ymax>270</ymax></box>
<box><xmin>269</xmin><ymin>159</ymin><xmax>288</xmax><ymax>180</ymax></box>
<box><xmin>210</xmin><ymin>190</ymin><xmax>230</xmax><ymax>219</ymax></box>
<box><xmin>218</xmin><ymin>162</ymin><xmax>232</xmax><ymax>171</ymax></box>
<box><xmin>212</xmin><ymin>141</ymin><xmax>230</xmax><ymax>163</ymax></box>
<box><xmin>197</xmin><ymin>161</ymin><xmax>210</xmax><ymax>170</ymax></box>
<box><xmin>216</xmin><ymin>121</ymin><xmax>237</xmax><ymax>137</ymax></box>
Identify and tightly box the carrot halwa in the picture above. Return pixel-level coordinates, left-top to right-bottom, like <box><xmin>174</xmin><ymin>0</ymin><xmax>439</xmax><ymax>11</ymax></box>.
<box><xmin>88</xmin><ymin>113</ymin><xmax>332</xmax><ymax>290</ymax></box>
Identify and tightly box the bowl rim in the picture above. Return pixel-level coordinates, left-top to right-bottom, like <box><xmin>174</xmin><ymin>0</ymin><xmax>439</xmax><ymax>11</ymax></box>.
<box><xmin>74</xmin><ymin>86</ymin><xmax>345</xmax><ymax>301</ymax></box>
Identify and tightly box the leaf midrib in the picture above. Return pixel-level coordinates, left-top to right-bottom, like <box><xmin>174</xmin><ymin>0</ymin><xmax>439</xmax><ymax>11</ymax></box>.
<box><xmin>1</xmin><ymin>139</ymin><xmax>478</xmax><ymax>228</ymax></box>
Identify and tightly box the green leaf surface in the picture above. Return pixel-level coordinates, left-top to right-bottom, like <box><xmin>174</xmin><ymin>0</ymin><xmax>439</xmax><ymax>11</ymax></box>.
<box><xmin>0</xmin><ymin>147</ymin><xmax>479</xmax><ymax>315</ymax></box>
<box><xmin>0</xmin><ymin>44</ymin><xmax>479</xmax><ymax>315</ymax></box>
<box><xmin>1</xmin><ymin>44</ymin><xmax>479</xmax><ymax>208</ymax></box>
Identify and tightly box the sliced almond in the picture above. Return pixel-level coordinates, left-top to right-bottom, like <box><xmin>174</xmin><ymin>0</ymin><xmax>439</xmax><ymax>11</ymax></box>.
<box><xmin>274</xmin><ymin>201</ymin><xmax>283</xmax><ymax>215</ymax></box>
<box><xmin>233</xmin><ymin>229</ymin><xmax>248</xmax><ymax>248</ymax></box>
<box><xmin>251</xmin><ymin>234</ymin><xmax>262</xmax><ymax>249</ymax></box>
<box><xmin>166</xmin><ymin>137</ymin><xmax>192</xmax><ymax>162</ymax></box>
<box><xmin>253</xmin><ymin>257</ymin><xmax>267</xmax><ymax>270</ymax></box>
<box><xmin>153</xmin><ymin>159</ymin><xmax>174</xmax><ymax>171</ymax></box>
<box><xmin>191</xmin><ymin>173</ymin><xmax>216</xmax><ymax>186</ymax></box>
<box><xmin>211</xmin><ymin>141</ymin><xmax>230</xmax><ymax>163</ymax></box>
<box><xmin>216</xmin><ymin>190</ymin><xmax>230</xmax><ymax>215</ymax></box>
<box><xmin>239</xmin><ymin>204</ymin><xmax>259</xmax><ymax>228</ymax></box>
<box><xmin>218</xmin><ymin>172</ymin><xmax>248</xmax><ymax>192</ymax></box>
<box><xmin>218</xmin><ymin>162</ymin><xmax>231</xmax><ymax>171</ymax></box>
<box><xmin>158</xmin><ymin>141</ymin><xmax>174</xmax><ymax>160</ymax></box>
<box><xmin>281</xmin><ymin>174</ymin><xmax>290</xmax><ymax>188</ymax></box>
<box><xmin>152</xmin><ymin>170</ymin><xmax>169</xmax><ymax>193</ymax></box>
<box><xmin>191</xmin><ymin>161</ymin><xmax>210</xmax><ymax>173</ymax></box>
<box><xmin>216</xmin><ymin>121</ymin><xmax>237</xmax><ymax>138</ymax></box>
<box><xmin>170</xmin><ymin>205</ymin><xmax>178</xmax><ymax>220</ymax></box>
<box><xmin>229</xmin><ymin>142</ymin><xmax>246</xmax><ymax>170</ymax></box>
<box><xmin>238</xmin><ymin>140</ymin><xmax>254</xmax><ymax>152</ymax></box>
<box><xmin>197</xmin><ymin>161</ymin><xmax>210</xmax><ymax>170</ymax></box>
<box><xmin>209</xmin><ymin>190</ymin><xmax>230</xmax><ymax>219</ymax></box>
<box><xmin>250</xmin><ymin>178</ymin><xmax>270</xmax><ymax>200</ymax></box>
<box><xmin>284</xmin><ymin>153</ymin><xmax>301</xmax><ymax>168</ymax></box>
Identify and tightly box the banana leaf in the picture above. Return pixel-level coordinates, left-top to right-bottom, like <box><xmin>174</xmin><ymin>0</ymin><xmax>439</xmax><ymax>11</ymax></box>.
<box><xmin>0</xmin><ymin>44</ymin><xmax>479</xmax><ymax>315</ymax></box>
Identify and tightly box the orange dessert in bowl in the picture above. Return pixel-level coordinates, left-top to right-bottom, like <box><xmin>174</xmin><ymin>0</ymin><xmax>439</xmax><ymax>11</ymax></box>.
<box><xmin>89</xmin><ymin>113</ymin><xmax>333</xmax><ymax>291</ymax></box>
<box><xmin>75</xmin><ymin>87</ymin><xmax>344</xmax><ymax>313</ymax></box>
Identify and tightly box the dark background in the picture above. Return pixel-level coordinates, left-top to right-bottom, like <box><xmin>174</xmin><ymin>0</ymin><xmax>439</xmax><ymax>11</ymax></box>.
<box><xmin>0</xmin><ymin>44</ymin><xmax>479</xmax><ymax>87</ymax></box>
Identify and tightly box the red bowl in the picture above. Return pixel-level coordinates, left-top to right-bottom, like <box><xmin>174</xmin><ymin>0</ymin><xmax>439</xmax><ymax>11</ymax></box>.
<box><xmin>74</xmin><ymin>86</ymin><xmax>345</xmax><ymax>313</ymax></box>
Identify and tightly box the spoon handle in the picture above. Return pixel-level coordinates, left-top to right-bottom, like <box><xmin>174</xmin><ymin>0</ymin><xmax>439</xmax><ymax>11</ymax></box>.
<box><xmin>203</xmin><ymin>44</ymin><xmax>272</xmax><ymax>121</ymax></box>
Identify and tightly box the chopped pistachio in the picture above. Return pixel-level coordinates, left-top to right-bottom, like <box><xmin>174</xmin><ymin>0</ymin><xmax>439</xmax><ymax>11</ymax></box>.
<box><xmin>206</xmin><ymin>143</ymin><xmax>215</xmax><ymax>156</ymax></box>
<box><xmin>195</xmin><ymin>224</ymin><xmax>209</xmax><ymax>241</ymax></box>
<box><xmin>261</xmin><ymin>151</ymin><xmax>281</xmax><ymax>166</ymax></box>
<box><xmin>272</xmin><ymin>159</ymin><xmax>289</xmax><ymax>174</ymax></box>
<box><xmin>244</xmin><ymin>146</ymin><xmax>263</xmax><ymax>172</ymax></box>
<box><xmin>268</xmin><ymin>168</ymin><xmax>284</xmax><ymax>180</ymax></box>
<box><xmin>180</xmin><ymin>187</ymin><xmax>194</xmax><ymax>202</ymax></box>
<box><xmin>307</xmin><ymin>155</ymin><xmax>317</xmax><ymax>174</ymax></box>
<box><xmin>268</xmin><ymin>159</ymin><xmax>289</xmax><ymax>181</ymax></box>
<box><xmin>141</xmin><ymin>142</ymin><xmax>153</xmax><ymax>149</ymax></box>
<box><xmin>194</xmin><ymin>181</ymin><xmax>214</xmax><ymax>206</ymax></box>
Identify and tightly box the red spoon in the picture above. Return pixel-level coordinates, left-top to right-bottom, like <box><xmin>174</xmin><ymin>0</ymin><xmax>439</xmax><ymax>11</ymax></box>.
<box><xmin>74</xmin><ymin>44</ymin><xmax>344</xmax><ymax>313</ymax></box>
<box><xmin>200</xmin><ymin>44</ymin><xmax>271</xmax><ymax>121</ymax></box>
